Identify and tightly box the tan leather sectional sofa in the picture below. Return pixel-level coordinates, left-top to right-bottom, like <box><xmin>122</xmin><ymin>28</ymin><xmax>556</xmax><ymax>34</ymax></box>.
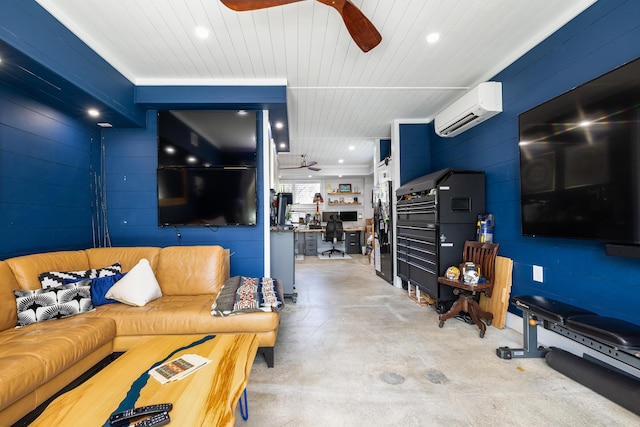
<box><xmin>0</xmin><ymin>246</ymin><xmax>280</xmax><ymax>426</ymax></box>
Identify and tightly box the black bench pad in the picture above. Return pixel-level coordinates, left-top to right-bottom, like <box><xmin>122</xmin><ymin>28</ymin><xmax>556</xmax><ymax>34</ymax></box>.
<box><xmin>565</xmin><ymin>315</ymin><xmax>640</xmax><ymax>351</ymax></box>
<box><xmin>513</xmin><ymin>295</ymin><xmax>596</xmax><ymax>325</ymax></box>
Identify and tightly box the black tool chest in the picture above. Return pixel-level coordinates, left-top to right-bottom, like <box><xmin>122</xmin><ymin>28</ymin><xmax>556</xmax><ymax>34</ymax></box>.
<box><xmin>396</xmin><ymin>169</ymin><xmax>485</xmax><ymax>306</ymax></box>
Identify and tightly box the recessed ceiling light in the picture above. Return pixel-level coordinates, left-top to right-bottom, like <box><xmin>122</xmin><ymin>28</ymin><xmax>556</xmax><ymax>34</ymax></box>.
<box><xmin>97</xmin><ymin>122</ymin><xmax>113</xmax><ymax>128</ymax></box>
<box><xmin>186</xmin><ymin>156</ymin><xmax>198</xmax><ymax>164</ymax></box>
<box><xmin>88</xmin><ymin>108</ymin><xmax>100</xmax><ymax>117</ymax></box>
<box><xmin>426</xmin><ymin>32</ymin><xmax>440</xmax><ymax>44</ymax></box>
<box><xmin>308</xmin><ymin>175</ymin><xmax>312</xmax><ymax>178</ymax></box>
<box><xmin>579</xmin><ymin>120</ymin><xmax>592</xmax><ymax>127</ymax></box>
<box><xmin>338</xmin><ymin>159</ymin><xmax>344</xmax><ymax>163</ymax></box>
<box><xmin>275</xmin><ymin>122</ymin><xmax>284</xmax><ymax>129</ymax></box>
<box><xmin>237</xmin><ymin>110</ymin><xmax>248</xmax><ymax>115</ymax></box>
<box><xmin>348</xmin><ymin>145</ymin><xmax>355</xmax><ymax>151</ymax></box>
<box><xmin>279</xmin><ymin>142</ymin><xmax>286</xmax><ymax>148</ymax></box>
<box><xmin>165</xmin><ymin>146</ymin><xmax>176</xmax><ymax>154</ymax></box>
<box><xmin>194</xmin><ymin>27</ymin><xmax>210</xmax><ymax>39</ymax></box>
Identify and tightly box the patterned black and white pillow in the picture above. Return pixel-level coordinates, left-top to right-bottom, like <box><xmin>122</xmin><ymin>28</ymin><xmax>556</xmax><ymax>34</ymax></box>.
<box><xmin>92</xmin><ymin>263</ymin><xmax>122</xmax><ymax>279</ymax></box>
<box><xmin>14</xmin><ymin>282</ymin><xmax>93</xmax><ymax>327</ymax></box>
<box><xmin>38</xmin><ymin>263</ymin><xmax>121</xmax><ymax>289</ymax></box>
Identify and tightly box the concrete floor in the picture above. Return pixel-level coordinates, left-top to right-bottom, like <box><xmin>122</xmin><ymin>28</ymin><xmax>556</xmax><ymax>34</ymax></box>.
<box><xmin>237</xmin><ymin>255</ymin><xmax>638</xmax><ymax>426</ymax></box>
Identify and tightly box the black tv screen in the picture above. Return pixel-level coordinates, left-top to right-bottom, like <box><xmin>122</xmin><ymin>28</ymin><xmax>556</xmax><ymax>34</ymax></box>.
<box><xmin>340</xmin><ymin>211</ymin><xmax>358</xmax><ymax>222</ymax></box>
<box><xmin>157</xmin><ymin>110</ymin><xmax>258</xmax><ymax>226</ymax></box>
<box><xmin>158</xmin><ymin>110</ymin><xmax>257</xmax><ymax>167</ymax></box>
<box><xmin>158</xmin><ymin>167</ymin><xmax>257</xmax><ymax>226</ymax></box>
<box><xmin>519</xmin><ymin>56</ymin><xmax>640</xmax><ymax>243</ymax></box>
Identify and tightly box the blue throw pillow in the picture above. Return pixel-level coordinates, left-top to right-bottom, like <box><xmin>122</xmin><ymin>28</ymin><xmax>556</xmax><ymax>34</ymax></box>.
<box><xmin>89</xmin><ymin>273</ymin><xmax>126</xmax><ymax>306</ymax></box>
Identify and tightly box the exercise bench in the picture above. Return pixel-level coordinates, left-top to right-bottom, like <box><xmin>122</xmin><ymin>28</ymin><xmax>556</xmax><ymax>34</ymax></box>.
<box><xmin>496</xmin><ymin>295</ymin><xmax>640</xmax><ymax>372</ymax></box>
<box><xmin>497</xmin><ymin>295</ymin><xmax>640</xmax><ymax>415</ymax></box>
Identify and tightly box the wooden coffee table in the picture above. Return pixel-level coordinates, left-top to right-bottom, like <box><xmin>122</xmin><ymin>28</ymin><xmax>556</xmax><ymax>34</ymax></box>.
<box><xmin>31</xmin><ymin>333</ymin><xmax>259</xmax><ymax>426</ymax></box>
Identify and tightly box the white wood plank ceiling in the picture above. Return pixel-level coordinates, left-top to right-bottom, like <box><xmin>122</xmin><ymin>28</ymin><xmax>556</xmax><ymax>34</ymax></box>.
<box><xmin>36</xmin><ymin>0</ymin><xmax>596</xmax><ymax>177</ymax></box>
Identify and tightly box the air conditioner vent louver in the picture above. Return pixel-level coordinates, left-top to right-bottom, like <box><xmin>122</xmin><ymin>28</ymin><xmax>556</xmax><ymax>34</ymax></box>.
<box><xmin>439</xmin><ymin>113</ymin><xmax>480</xmax><ymax>136</ymax></box>
<box><xmin>434</xmin><ymin>82</ymin><xmax>502</xmax><ymax>138</ymax></box>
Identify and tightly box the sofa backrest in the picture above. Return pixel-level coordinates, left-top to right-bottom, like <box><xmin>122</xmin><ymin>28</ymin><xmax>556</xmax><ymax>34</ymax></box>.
<box><xmin>85</xmin><ymin>247</ymin><xmax>161</xmax><ymax>273</ymax></box>
<box><xmin>156</xmin><ymin>246</ymin><xmax>230</xmax><ymax>295</ymax></box>
<box><xmin>5</xmin><ymin>250</ymin><xmax>90</xmax><ymax>290</ymax></box>
<box><xmin>0</xmin><ymin>246</ymin><xmax>230</xmax><ymax>331</ymax></box>
<box><xmin>0</xmin><ymin>261</ymin><xmax>20</xmax><ymax>332</ymax></box>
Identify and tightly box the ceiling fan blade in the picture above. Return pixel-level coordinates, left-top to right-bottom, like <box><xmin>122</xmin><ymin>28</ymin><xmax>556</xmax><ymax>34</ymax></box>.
<box><xmin>306</xmin><ymin>161</ymin><xmax>318</xmax><ymax>167</ymax></box>
<box><xmin>317</xmin><ymin>0</ymin><xmax>382</xmax><ymax>52</ymax></box>
<box><xmin>220</xmin><ymin>0</ymin><xmax>303</xmax><ymax>11</ymax></box>
<box><xmin>308</xmin><ymin>166</ymin><xmax>321</xmax><ymax>171</ymax></box>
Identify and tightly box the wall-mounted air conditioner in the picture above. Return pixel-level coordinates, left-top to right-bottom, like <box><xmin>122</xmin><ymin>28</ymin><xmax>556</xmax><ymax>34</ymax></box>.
<box><xmin>434</xmin><ymin>81</ymin><xmax>502</xmax><ymax>137</ymax></box>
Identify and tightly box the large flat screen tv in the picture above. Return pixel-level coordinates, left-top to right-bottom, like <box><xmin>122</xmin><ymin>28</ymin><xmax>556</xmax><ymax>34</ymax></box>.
<box><xmin>158</xmin><ymin>110</ymin><xmax>257</xmax><ymax>167</ymax></box>
<box><xmin>519</xmin><ymin>56</ymin><xmax>640</xmax><ymax>243</ymax></box>
<box><xmin>158</xmin><ymin>167</ymin><xmax>257</xmax><ymax>226</ymax></box>
<box><xmin>157</xmin><ymin>110</ymin><xmax>258</xmax><ymax>226</ymax></box>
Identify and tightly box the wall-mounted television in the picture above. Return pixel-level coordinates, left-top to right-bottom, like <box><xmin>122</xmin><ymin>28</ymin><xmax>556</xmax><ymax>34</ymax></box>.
<box><xmin>519</xmin><ymin>56</ymin><xmax>640</xmax><ymax>244</ymax></box>
<box><xmin>158</xmin><ymin>110</ymin><xmax>257</xmax><ymax>167</ymax></box>
<box><xmin>157</xmin><ymin>110</ymin><xmax>258</xmax><ymax>226</ymax></box>
<box><xmin>158</xmin><ymin>167</ymin><xmax>257</xmax><ymax>226</ymax></box>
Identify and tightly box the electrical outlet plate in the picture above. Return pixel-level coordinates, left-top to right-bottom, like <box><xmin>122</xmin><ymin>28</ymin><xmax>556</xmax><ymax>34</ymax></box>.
<box><xmin>533</xmin><ymin>265</ymin><xmax>543</xmax><ymax>282</ymax></box>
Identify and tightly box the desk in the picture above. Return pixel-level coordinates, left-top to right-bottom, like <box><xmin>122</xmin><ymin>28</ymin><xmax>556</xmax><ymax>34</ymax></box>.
<box><xmin>295</xmin><ymin>227</ymin><xmax>365</xmax><ymax>255</ymax></box>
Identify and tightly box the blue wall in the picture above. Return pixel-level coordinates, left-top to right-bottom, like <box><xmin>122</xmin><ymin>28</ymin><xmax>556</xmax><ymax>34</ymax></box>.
<box><xmin>399</xmin><ymin>124</ymin><xmax>431</xmax><ymax>185</ymax></box>
<box><xmin>103</xmin><ymin>111</ymin><xmax>265</xmax><ymax>278</ymax></box>
<box><xmin>0</xmin><ymin>85</ymin><xmax>95</xmax><ymax>258</ymax></box>
<box><xmin>430</xmin><ymin>0</ymin><xmax>640</xmax><ymax>323</ymax></box>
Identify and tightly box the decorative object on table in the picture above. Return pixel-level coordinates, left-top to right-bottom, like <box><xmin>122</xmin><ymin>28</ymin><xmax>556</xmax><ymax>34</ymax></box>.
<box><xmin>445</xmin><ymin>266</ymin><xmax>460</xmax><ymax>280</ymax></box>
<box><xmin>313</xmin><ymin>192</ymin><xmax>324</xmax><ymax>225</ymax></box>
<box><xmin>338</xmin><ymin>183</ymin><xmax>352</xmax><ymax>193</ymax></box>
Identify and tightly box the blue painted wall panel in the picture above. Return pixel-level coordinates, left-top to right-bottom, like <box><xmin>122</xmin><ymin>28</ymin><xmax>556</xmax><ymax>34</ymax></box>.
<box><xmin>430</xmin><ymin>0</ymin><xmax>640</xmax><ymax>324</ymax></box>
<box><xmin>398</xmin><ymin>123</ymin><xmax>430</xmax><ymax>185</ymax></box>
<box><xmin>0</xmin><ymin>85</ymin><xmax>94</xmax><ymax>259</ymax></box>
<box><xmin>103</xmin><ymin>111</ymin><xmax>266</xmax><ymax>277</ymax></box>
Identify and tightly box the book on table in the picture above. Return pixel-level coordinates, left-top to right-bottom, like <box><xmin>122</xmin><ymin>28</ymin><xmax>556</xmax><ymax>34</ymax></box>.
<box><xmin>149</xmin><ymin>354</ymin><xmax>212</xmax><ymax>385</ymax></box>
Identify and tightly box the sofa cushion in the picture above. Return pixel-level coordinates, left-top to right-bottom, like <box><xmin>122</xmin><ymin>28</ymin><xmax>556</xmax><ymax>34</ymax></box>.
<box><xmin>14</xmin><ymin>282</ymin><xmax>94</xmax><ymax>327</ymax></box>
<box><xmin>84</xmin><ymin>295</ymin><xmax>280</xmax><ymax>335</ymax></box>
<box><xmin>105</xmin><ymin>259</ymin><xmax>162</xmax><ymax>307</ymax></box>
<box><xmin>0</xmin><ymin>316</ymin><xmax>115</xmax><ymax>411</ymax></box>
<box><xmin>39</xmin><ymin>263</ymin><xmax>121</xmax><ymax>289</ymax></box>
<box><xmin>156</xmin><ymin>246</ymin><xmax>229</xmax><ymax>295</ymax></box>
<box><xmin>85</xmin><ymin>274</ymin><xmax>126</xmax><ymax>306</ymax></box>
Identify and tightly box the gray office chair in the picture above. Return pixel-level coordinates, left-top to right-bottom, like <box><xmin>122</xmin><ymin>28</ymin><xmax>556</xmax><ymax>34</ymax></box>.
<box><xmin>322</xmin><ymin>216</ymin><xmax>345</xmax><ymax>257</ymax></box>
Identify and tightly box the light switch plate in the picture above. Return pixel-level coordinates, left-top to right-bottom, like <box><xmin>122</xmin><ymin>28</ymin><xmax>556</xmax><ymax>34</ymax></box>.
<box><xmin>533</xmin><ymin>265</ymin><xmax>543</xmax><ymax>282</ymax></box>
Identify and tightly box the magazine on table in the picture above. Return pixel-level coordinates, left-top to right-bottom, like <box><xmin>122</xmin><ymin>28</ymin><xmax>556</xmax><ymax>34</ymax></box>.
<box><xmin>149</xmin><ymin>354</ymin><xmax>212</xmax><ymax>384</ymax></box>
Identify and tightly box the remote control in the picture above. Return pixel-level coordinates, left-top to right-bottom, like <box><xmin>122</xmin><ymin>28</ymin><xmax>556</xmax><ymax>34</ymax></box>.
<box><xmin>109</xmin><ymin>403</ymin><xmax>173</xmax><ymax>426</ymax></box>
<box><xmin>132</xmin><ymin>411</ymin><xmax>170</xmax><ymax>427</ymax></box>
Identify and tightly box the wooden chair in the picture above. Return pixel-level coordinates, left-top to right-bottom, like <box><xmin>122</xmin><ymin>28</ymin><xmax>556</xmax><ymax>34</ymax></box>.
<box><xmin>437</xmin><ymin>241</ymin><xmax>500</xmax><ymax>337</ymax></box>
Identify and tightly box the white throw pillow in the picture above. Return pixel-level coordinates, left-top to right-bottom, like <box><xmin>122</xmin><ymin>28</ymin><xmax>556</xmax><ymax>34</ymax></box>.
<box><xmin>105</xmin><ymin>259</ymin><xmax>162</xmax><ymax>306</ymax></box>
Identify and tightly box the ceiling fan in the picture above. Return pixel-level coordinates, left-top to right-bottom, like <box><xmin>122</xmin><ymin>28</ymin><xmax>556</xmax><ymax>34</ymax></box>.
<box><xmin>220</xmin><ymin>0</ymin><xmax>382</xmax><ymax>52</ymax></box>
<box><xmin>280</xmin><ymin>154</ymin><xmax>321</xmax><ymax>171</ymax></box>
